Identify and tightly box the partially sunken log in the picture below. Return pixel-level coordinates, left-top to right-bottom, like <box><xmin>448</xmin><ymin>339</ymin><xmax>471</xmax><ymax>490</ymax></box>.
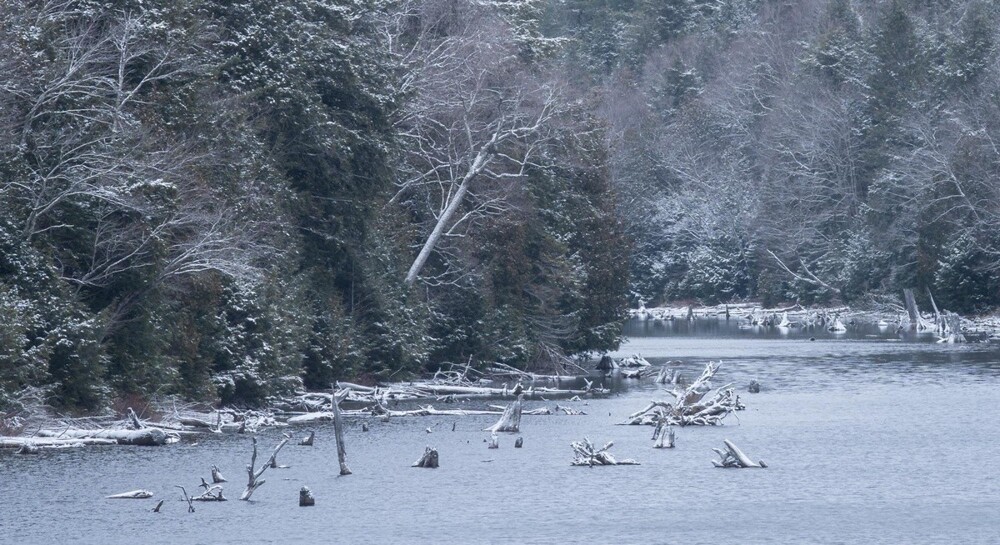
<box><xmin>36</xmin><ymin>427</ymin><xmax>171</xmax><ymax>446</ymax></box>
<box><xmin>712</xmin><ymin>439</ymin><xmax>767</xmax><ymax>468</ymax></box>
<box><xmin>193</xmin><ymin>485</ymin><xmax>226</xmax><ymax>501</ymax></box>
<box><xmin>106</xmin><ymin>489</ymin><xmax>153</xmax><ymax>499</ymax></box>
<box><xmin>299</xmin><ymin>431</ymin><xmax>315</xmax><ymax>446</ymax></box>
<box><xmin>240</xmin><ymin>434</ymin><xmax>291</xmax><ymax>500</ymax></box>
<box><xmin>571</xmin><ymin>438</ymin><xmax>638</xmax><ymax>466</ymax></box>
<box><xmin>485</xmin><ymin>394</ymin><xmax>523</xmax><ymax>433</ymax></box>
<box><xmin>412</xmin><ymin>446</ymin><xmax>439</xmax><ymax>468</ymax></box>
<box><xmin>623</xmin><ymin>361</ymin><xmax>743</xmax><ymax>427</ymax></box>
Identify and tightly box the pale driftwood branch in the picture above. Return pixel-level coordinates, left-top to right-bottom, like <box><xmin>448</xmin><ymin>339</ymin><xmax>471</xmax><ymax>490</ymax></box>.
<box><xmin>106</xmin><ymin>489</ymin><xmax>153</xmax><ymax>499</ymax></box>
<box><xmin>712</xmin><ymin>439</ymin><xmax>767</xmax><ymax>468</ymax></box>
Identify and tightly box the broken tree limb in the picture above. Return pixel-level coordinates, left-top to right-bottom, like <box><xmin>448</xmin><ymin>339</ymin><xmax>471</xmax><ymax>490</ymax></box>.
<box><xmin>485</xmin><ymin>394</ymin><xmax>523</xmax><ymax>433</ymax></box>
<box><xmin>240</xmin><ymin>434</ymin><xmax>291</xmax><ymax>500</ymax></box>
<box><xmin>570</xmin><ymin>438</ymin><xmax>638</xmax><ymax>466</ymax></box>
<box><xmin>211</xmin><ymin>465</ymin><xmax>226</xmax><ymax>483</ymax></box>
<box><xmin>412</xmin><ymin>446</ymin><xmax>439</xmax><ymax>468</ymax></box>
<box><xmin>106</xmin><ymin>489</ymin><xmax>153</xmax><ymax>499</ymax></box>
<box><xmin>193</xmin><ymin>485</ymin><xmax>226</xmax><ymax>501</ymax></box>
<box><xmin>176</xmin><ymin>486</ymin><xmax>195</xmax><ymax>512</ymax></box>
<box><xmin>711</xmin><ymin>439</ymin><xmax>767</xmax><ymax>468</ymax></box>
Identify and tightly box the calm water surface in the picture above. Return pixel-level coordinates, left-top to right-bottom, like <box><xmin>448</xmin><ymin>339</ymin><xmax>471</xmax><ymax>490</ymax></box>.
<box><xmin>2</xmin><ymin>318</ymin><xmax>999</xmax><ymax>544</ymax></box>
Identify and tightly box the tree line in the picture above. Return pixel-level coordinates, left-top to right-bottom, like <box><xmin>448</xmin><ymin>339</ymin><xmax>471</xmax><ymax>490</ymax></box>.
<box><xmin>3</xmin><ymin>0</ymin><xmax>999</xmax><ymax>412</ymax></box>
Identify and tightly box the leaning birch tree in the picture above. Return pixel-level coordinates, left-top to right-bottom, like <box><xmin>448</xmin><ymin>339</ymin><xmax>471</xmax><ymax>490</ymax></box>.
<box><xmin>386</xmin><ymin>1</ymin><xmax>558</xmax><ymax>286</ymax></box>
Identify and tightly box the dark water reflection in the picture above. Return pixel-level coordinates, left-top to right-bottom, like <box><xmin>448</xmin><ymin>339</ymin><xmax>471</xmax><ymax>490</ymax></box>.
<box><xmin>2</xmin><ymin>319</ymin><xmax>999</xmax><ymax>544</ymax></box>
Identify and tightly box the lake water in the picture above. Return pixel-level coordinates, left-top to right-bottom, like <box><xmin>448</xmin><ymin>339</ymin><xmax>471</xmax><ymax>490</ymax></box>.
<box><xmin>3</xmin><ymin>318</ymin><xmax>999</xmax><ymax>544</ymax></box>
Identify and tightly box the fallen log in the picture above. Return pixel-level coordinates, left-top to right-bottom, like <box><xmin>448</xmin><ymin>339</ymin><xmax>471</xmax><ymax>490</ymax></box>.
<box><xmin>570</xmin><ymin>438</ymin><xmax>638</xmax><ymax>466</ymax></box>
<box><xmin>0</xmin><ymin>436</ymin><xmax>118</xmax><ymax>449</ymax></box>
<box><xmin>712</xmin><ymin>439</ymin><xmax>767</xmax><ymax>468</ymax></box>
<box><xmin>193</xmin><ymin>485</ymin><xmax>226</xmax><ymax>501</ymax></box>
<box><xmin>36</xmin><ymin>427</ymin><xmax>173</xmax><ymax>446</ymax></box>
<box><xmin>412</xmin><ymin>446</ymin><xmax>439</xmax><ymax>468</ymax></box>
<box><xmin>106</xmin><ymin>489</ymin><xmax>153</xmax><ymax>499</ymax></box>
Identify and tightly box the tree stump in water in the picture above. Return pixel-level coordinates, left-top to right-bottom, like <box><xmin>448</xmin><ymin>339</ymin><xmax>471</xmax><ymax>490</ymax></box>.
<box><xmin>485</xmin><ymin>394</ymin><xmax>523</xmax><ymax>433</ymax></box>
<box><xmin>488</xmin><ymin>432</ymin><xmax>499</xmax><ymax>449</ymax></box>
<box><xmin>299</xmin><ymin>486</ymin><xmax>315</xmax><ymax>506</ymax></box>
<box><xmin>412</xmin><ymin>446</ymin><xmax>439</xmax><ymax>468</ymax></box>
<box><xmin>515</xmin><ymin>437</ymin><xmax>523</xmax><ymax>448</ymax></box>
<box><xmin>299</xmin><ymin>431</ymin><xmax>315</xmax><ymax>446</ymax></box>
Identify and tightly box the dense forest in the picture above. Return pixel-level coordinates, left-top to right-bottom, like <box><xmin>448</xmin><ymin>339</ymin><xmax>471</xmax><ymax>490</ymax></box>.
<box><xmin>1</xmin><ymin>0</ymin><xmax>998</xmax><ymax>411</ymax></box>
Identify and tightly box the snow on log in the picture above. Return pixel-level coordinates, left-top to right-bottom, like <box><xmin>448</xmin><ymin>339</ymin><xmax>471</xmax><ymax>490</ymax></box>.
<box><xmin>711</xmin><ymin>439</ymin><xmax>767</xmax><ymax>468</ymax></box>
<box><xmin>652</xmin><ymin>422</ymin><xmax>674</xmax><ymax>449</ymax></box>
<box><xmin>412</xmin><ymin>446</ymin><xmax>439</xmax><ymax>468</ymax></box>
<box><xmin>0</xmin><ymin>436</ymin><xmax>117</xmax><ymax>449</ymax></box>
<box><xmin>570</xmin><ymin>438</ymin><xmax>638</xmax><ymax>466</ymax></box>
<box><xmin>485</xmin><ymin>394</ymin><xmax>522</xmax><ymax>433</ymax></box>
<box><xmin>106</xmin><ymin>489</ymin><xmax>153</xmax><ymax>499</ymax></box>
<box><xmin>36</xmin><ymin>427</ymin><xmax>173</xmax><ymax>446</ymax></box>
<box><xmin>623</xmin><ymin>361</ymin><xmax>743</xmax><ymax>427</ymax></box>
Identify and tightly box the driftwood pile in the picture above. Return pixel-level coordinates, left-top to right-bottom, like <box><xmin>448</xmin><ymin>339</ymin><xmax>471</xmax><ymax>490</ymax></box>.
<box><xmin>570</xmin><ymin>438</ymin><xmax>638</xmax><ymax>466</ymax></box>
<box><xmin>623</xmin><ymin>361</ymin><xmax>743</xmax><ymax>427</ymax></box>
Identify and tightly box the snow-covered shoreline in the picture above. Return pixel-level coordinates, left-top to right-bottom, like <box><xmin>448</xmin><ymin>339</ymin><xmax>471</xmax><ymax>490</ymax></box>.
<box><xmin>629</xmin><ymin>303</ymin><xmax>1000</xmax><ymax>341</ymax></box>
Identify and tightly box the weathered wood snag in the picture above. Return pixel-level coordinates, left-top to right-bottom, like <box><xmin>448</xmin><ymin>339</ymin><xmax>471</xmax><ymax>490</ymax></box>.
<box><xmin>240</xmin><ymin>434</ymin><xmax>291</xmax><ymax>500</ymax></box>
<box><xmin>299</xmin><ymin>486</ymin><xmax>315</xmax><ymax>506</ymax></box>
<box><xmin>711</xmin><ymin>439</ymin><xmax>767</xmax><ymax>468</ymax></box>
<box><xmin>515</xmin><ymin>437</ymin><xmax>523</xmax><ymax>448</ymax></box>
<box><xmin>106</xmin><ymin>489</ymin><xmax>153</xmax><ymax>499</ymax></box>
<box><xmin>211</xmin><ymin>465</ymin><xmax>227</xmax><ymax>483</ymax></box>
<box><xmin>570</xmin><ymin>438</ymin><xmax>638</xmax><ymax>466</ymax></box>
<box><xmin>652</xmin><ymin>422</ymin><xmax>674</xmax><ymax>449</ymax></box>
<box><xmin>299</xmin><ymin>431</ymin><xmax>315</xmax><ymax>446</ymax></box>
<box><xmin>488</xmin><ymin>432</ymin><xmax>499</xmax><ymax>449</ymax></box>
<box><xmin>331</xmin><ymin>388</ymin><xmax>352</xmax><ymax>476</ymax></box>
<box><xmin>623</xmin><ymin>361</ymin><xmax>743</xmax><ymax>427</ymax></box>
<box><xmin>485</xmin><ymin>394</ymin><xmax>523</xmax><ymax>433</ymax></box>
<box><xmin>152</xmin><ymin>499</ymin><xmax>164</xmax><ymax>513</ymax></box>
<box><xmin>412</xmin><ymin>446</ymin><xmax>439</xmax><ymax>468</ymax></box>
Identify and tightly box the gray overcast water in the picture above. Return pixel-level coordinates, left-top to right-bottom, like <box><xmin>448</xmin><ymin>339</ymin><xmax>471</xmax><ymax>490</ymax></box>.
<box><xmin>3</xmin><ymin>319</ymin><xmax>999</xmax><ymax>544</ymax></box>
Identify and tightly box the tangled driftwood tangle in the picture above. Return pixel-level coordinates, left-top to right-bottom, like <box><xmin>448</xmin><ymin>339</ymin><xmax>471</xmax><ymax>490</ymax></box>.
<box><xmin>571</xmin><ymin>438</ymin><xmax>638</xmax><ymax>466</ymax></box>
<box><xmin>623</xmin><ymin>361</ymin><xmax>744</xmax><ymax>427</ymax></box>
